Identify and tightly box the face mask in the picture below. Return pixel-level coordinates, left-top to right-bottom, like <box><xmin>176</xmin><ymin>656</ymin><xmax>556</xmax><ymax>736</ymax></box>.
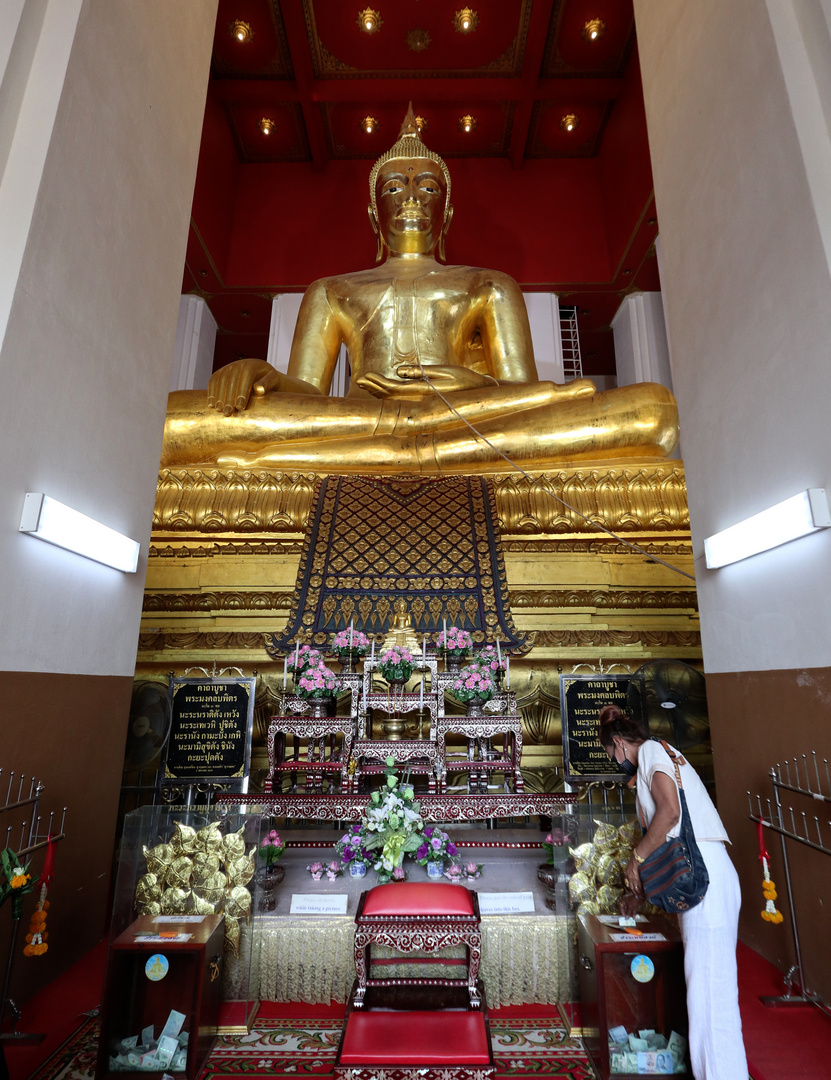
<box><xmin>614</xmin><ymin>747</ymin><xmax>638</xmax><ymax>777</ymax></box>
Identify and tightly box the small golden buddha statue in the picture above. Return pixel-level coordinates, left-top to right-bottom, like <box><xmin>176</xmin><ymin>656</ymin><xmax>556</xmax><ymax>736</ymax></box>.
<box><xmin>161</xmin><ymin>106</ymin><xmax>678</xmax><ymax>474</ymax></box>
<box><xmin>382</xmin><ymin>599</ymin><xmax>421</xmax><ymax>654</ymax></box>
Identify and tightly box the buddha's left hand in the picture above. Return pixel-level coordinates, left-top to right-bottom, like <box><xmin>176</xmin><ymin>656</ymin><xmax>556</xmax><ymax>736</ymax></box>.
<box><xmin>356</xmin><ymin>363</ymin><xmax>492</xmax><ymax>399</ymax></box>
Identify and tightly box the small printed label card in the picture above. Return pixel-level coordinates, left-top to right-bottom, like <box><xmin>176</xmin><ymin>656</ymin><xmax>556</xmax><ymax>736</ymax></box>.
<box><xmin>477</xmin><ymin>891</ymin><xmax>535</xmax><ymax>914</ymax></box>
<box><xmin>289</xmin><ymin>894</ymin><xmax>349</xmax><ymax>915</ymax></box>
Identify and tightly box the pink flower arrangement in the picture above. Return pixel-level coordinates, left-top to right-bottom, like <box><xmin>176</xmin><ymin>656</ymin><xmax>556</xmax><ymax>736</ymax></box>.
<box><xmin>332</xmin><ymin>629</ymin><xmax>370</xmax><ymax>654</ymax></box>
<box><xmin>437</xmin><ymin>626</ymin><xmax>473</xmax><ymax>655</ymax></box>
<box><xmin>391</xmin><ymin>866</ymin><xmax>407</xmax><ymax>881</ymax></box>
<box><xmin>377</xmin><ymin>647</ymin><xmax>415</xmax><ymax>683</ymax></box>
<box><xmin>307</xmin><ymin>861</ymin><xmax>324</xmax><ymax>881</ymax></box>
<box><xmin>296</xmin><ymin>660</ymin><xmax>339</xmax><ymax>700</ymax></box>
<box><xmin>450</xmin><ymin>665</ymin><xmax>497</xmax><ymax>703</ymax></box>
<box><xmin>542</xmin><ymin>829</ymin><xmax>565</xmax><ymax>864</ymax></box>
<box><xmin>288</xmin><ymin>645</ymin><xmax>322</xmax><ymax>672</ymax></box>
<box><xmin>477</xmin><ymin>645</ymin><xmax>506</xmax><ymax>673</ymax></box>
<box><xmin>259</xmin><ymin>829</ymin><xmax>285</xmax><ymax>868</ymax></box>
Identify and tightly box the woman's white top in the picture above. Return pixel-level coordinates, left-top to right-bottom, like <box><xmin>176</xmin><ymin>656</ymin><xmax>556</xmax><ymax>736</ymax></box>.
<box><xmin>636</xmin><ymin>739</ymin><xmax>730</xmax><ymax>843</ymax></box>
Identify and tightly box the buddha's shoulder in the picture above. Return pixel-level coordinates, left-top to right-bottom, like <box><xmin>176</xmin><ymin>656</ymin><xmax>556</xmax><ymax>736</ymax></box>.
<box><xmin>310</xmin><ymin>264</ymin><xmax>520</xmax><ymax>289</ymax></box>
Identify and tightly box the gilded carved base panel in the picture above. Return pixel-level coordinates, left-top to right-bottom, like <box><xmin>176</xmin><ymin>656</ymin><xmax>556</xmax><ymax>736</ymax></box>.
<box><xmin>153</xmin><ymin>464</ymin><xmax>690</xmax><ymax>536</ymax></box>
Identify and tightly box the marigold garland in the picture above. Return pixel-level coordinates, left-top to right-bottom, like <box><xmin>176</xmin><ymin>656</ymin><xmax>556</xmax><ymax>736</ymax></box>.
<box><xmin>23</xmin><ymin>836</ymin><xmax>57</xmax><ymax>958</ymax></box>
<box><xmin>756</xmin><ymin>822</ymin><xmax>784</xmax><ymax>924</ymax></box>
<box><xmin>23</xmin><ymin>887</ymin><xmax>49</xmax><ymax>956</ymax></box>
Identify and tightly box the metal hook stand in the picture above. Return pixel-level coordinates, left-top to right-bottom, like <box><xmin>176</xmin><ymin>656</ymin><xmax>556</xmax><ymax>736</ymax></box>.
<box><xmin>0</xmin><ymin>770</ymin><xmax>67</xmax><ymax>1045</ymax></box>
<box><xmin>748</xmin><ymin>751</ymin><xmax>831</xmax><ymax>1011</ymax></box>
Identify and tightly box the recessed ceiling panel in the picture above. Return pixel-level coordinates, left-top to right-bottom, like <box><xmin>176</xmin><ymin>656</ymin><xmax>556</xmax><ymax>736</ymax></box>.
<box><xmin>303</xmin><ymin>0</ymin><xmax>532</xmax><ymax>78</ymax></box>
<box><xmin>323</xmin><ymin>100</ymin><xmax>514</xmax><ymax>159</ymax></box>
<box><xmin>526</xmin><ymin>99</ymin><xmax>612</xmax><ymax>158</ymax></box>
<box><xmin>212</xmin><ymin>0</ymin><xmax>294</xmax><ymax>78</ymax></box>
<box><xmin>224</xmin><ymin>101</ymin><xmax>312</xmax><ymax>162</ymax></box>
<box><xmin>541</xmin><ymin>0</ymin><xmax>634</xmax><ymax>78</ymax></box>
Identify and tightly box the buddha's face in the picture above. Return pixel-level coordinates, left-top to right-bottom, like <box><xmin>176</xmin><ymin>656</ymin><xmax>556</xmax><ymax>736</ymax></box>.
<box><xmin>374</xmin><ymin>158</ymin><xmax>447</xmax><ymax>255</ymax></box>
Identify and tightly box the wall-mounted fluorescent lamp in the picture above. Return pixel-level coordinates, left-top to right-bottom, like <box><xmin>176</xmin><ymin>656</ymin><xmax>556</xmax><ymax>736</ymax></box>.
<box><xmin>704</xmin><ymin>488</ymin><xmax>830</xmax><ymax>569</ymax></box>
<box><xmin>19</xmin><ymin>493</ymin><xmax>140</xmax><ymax>573</ymax></box>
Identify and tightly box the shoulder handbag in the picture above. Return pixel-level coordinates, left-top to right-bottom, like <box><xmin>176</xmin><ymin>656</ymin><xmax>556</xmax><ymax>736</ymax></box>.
<box><xmin>637</xmin><ymin>740</ymin><xmax>709</xmax><ymax>913</ymax></box>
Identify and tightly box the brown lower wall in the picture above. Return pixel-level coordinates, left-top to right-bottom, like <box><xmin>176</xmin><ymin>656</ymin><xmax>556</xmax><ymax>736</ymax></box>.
<box><xmin>0</xmin><ymin>670</ymin><xmax>133</xmax><ymax>1007</ymax></box>
<box><xmin>707</xmin><ymin>666</ymin><xmax>831</xmax><ymax>1003</ymax></box>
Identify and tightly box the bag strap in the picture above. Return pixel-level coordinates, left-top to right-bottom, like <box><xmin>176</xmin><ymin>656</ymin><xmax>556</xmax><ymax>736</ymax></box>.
<box><xmin>659</xmin><ymin>739</ymin><xmax>686</xmax><ymax>789</ymax></box>
<box><xmin>636</xmin><ymin>740</ymin><xmax>686</xmax><ymax>831</ymax></box>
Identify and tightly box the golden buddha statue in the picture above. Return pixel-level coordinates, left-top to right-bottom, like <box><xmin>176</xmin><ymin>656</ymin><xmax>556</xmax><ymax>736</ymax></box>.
<box><xmin>161</xmin><ymin>107</ymin><xmax>678</xmax><ymax>474</ymax></box>
<box><xmin>382</xmin><ymin>599</ymin><xmax>421</xmax><ymax>654</ymax></box>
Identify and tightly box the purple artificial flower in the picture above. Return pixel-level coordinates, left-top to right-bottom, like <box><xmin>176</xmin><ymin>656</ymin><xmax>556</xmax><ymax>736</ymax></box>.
<box><xmin>417</xmin><ymin>843</ymin><xmax>429</xmax><ymax>860</ymax></box>
<box><xmin>342</xmin><ymin>846</ymin><xmax>354</xmax><ymax>861</ymax></box>
<box><xmin>446</xmin><ymin>842</ymin><xmax>457</xmax><ymax>855</ymax></box>
<box><xmin>431</xmin><ymin>837</ymin><xmax>443</xmax><ymax>851</ymax></box>
<box><xmin>424</xmin><ymin>827</ymin><xmax>434</xmax><ymax>838</ymax></box>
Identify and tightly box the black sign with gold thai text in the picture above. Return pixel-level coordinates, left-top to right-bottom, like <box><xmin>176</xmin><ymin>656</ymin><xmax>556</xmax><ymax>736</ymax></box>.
<box><xmin>164</xmin><ymin>678</ymin><xmax>255</xmax><ymax>785</ymax></box>
<box><xmin>560</xmin><ymin>675</ymin><xmax>637</xmax><ymax>782</ymax></box>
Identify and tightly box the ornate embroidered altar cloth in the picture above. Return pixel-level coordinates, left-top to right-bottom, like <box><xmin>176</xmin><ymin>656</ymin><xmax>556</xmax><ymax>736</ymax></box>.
<box><xmin>274</xmin><ymin>476</ymin><xmax>529</xmax><ymax>650</ymax></box>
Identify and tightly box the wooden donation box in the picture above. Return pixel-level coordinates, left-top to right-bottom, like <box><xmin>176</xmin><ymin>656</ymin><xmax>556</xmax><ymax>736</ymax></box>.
<box><xmin>577</xmin><ymin>913</ymin><xmax>691</xmax><ymax>1079</ymax></box>
<box><xmin>96</xmin><ymin>915</ymin><xmax>225</xmax><ymax>1080</ymax></box>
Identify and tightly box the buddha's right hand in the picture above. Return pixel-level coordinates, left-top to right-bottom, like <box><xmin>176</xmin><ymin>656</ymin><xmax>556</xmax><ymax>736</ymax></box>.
<box><xmin>207</xmin><ymin>359</ymin><xmax>284</xmax><ymax>416</ymax></box>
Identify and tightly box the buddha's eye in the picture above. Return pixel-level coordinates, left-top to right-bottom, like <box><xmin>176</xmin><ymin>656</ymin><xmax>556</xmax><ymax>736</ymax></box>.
<box><xmin>419</xmin><ymin>182</ymin><xmax>440</xmax><ymax>194</ymax></box>
<box><xmin>382</xmin><ymin>181</ymin><xmax>404</xmax><ymax>195</ymax></box>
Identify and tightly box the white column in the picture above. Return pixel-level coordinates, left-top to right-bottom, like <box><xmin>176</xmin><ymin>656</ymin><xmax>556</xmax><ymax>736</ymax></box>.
<box><xmin>611</xmin><ymin>292</ymin><xmax>674</xmax><ymax>391</ymax></box>
<box><xmin>266</xmin><ymin>293</ymin><xmax>303</xmax><ymax>374</ymax></box>
<box><xmin>170</xmin><ymin>295</ymin><xmax>217</xmax><ymax>391</ymax></box>
<box><xmin>522</xmin><ymin>292</ymin><xmax>565</xmax><ymax>382</ymax></box>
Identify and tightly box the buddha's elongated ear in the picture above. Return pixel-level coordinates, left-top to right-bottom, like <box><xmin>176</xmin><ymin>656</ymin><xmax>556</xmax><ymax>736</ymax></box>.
<box><xmin>437</xmin><ymin>204</ymin><xmax>454</xmax><ymax>262</ymax></box>
<box><xmin>367</xmin><ymin>204</ymin><xmax>385</xmax><ymax>263</ymax></box>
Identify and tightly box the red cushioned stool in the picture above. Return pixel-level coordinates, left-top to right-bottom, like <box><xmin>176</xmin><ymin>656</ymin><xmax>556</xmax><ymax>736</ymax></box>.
<box><xmin>333</xmin><ymin>1006</ymin><xmax>495</xmax><ymax>1080</ymax></box>
<box><xmin>353</xmin><ymin>882</ymin><xmax>482</xmax><ymax>1009</ymax></box>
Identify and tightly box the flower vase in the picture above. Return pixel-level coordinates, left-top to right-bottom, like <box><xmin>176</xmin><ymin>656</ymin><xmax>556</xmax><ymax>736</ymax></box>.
<box><xmin>349</xmin><ymin>861</ymin><xmax>368</xmax><ymax>878</ymax></box>
<box><xmin>338</xmin><ymin>650</ymin><xmax>363</xmax><ymax>674</ymax></box>
<box><xmin>465</xmin><ymin>696</ymin><xmax>488</xmax><ymax>717</ymax></box>
<box><xmin>310</xmin><ymin>697</ymin><xmax>333</xmax><ymax>719</ymax></box>
<box><xmin>255</xmin><ymin>864</ymin><xmax>285</xmax><ymax>912</ymax></box>
<box><xmin>445</xmin><ymin>653</ymin><xmax>464</xmax><ymax>674</ymax></box>
<box><xmin>426</xmin><ymin>860</ymin><xmax>445</xmax><ymax>879</ymax></box>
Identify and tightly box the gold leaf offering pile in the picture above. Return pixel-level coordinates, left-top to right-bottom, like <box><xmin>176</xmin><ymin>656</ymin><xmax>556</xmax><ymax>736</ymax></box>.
<box><xmin>568</xmin><ymin>819</ymin><xmax>639</xmax><ymax>916</ymax></box>
<box><xmin>135</xmin><ymin>819</ymin><xmax>256</xmax><ymax>954</ymax></box>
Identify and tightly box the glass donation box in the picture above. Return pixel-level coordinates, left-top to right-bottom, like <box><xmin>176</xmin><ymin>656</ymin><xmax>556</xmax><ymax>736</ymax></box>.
<box><xmin>576</xmin><ymin>913</ymin><xmax>691</xmax><ymax>1078</ymax></box>
<box><xmin>95</xmin><ymin>914</ymin><xmax>225</xmax><ymax>1079</ymax></box>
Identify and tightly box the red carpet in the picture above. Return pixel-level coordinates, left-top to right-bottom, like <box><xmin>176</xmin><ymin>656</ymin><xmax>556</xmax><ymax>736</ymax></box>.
<box><xmin>737</xmin><ymin>941</ymin><xmax>831</xmax><ymax>1080</ymax></box>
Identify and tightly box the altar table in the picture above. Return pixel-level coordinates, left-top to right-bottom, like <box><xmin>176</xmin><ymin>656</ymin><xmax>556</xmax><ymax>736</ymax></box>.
<box><xmin>242</xmin><ymin>830</ymin><xmax>572</xmax><ymax>1007</ymax></box>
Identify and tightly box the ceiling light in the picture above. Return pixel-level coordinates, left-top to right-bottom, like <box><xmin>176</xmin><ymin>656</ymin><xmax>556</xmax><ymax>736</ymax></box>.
<box><xmin>230</xmin><ymin>20</ymin><xmax>253</xmax><ymax>43</ymax></box>
<box><xmin>560</xmin><ymin>114</ymin><xmax>579</xmax><ymax>132</ymax></box>
<box><xmin>358</xmin><ymin>8</ymin><xmax>382</xmax><ymax>33</ymax></box>
<box><xmin>704</xmin><ymin>489</ymin><xmax>831</xmax><ymax>569</ymax></box>
<box><xmin>458</xmin><ymin>114</ymin><xmax>477</xmax><ymax>133</ymax></box>
<box><xmin>454</xmin><ymin>8</ymin><xmax>479</xmax><ymax>33</ymax></box>
<box><xmin>582</xmin><ymin>18</ymin><xmax>606</xmax><ymax>42</ymax></box>
<box><xmin>19</xmin><ymin>493</ymin><xmax>140</xmax><ymax>573</ymax></box>
<box><xmin>259</xmin><ymin>117</ymin><xmax>276</xmax><ymax>136</ymax></box>
<box><xmin>361</xmin><ymin>116</ymin><xmax>379</xmax><ymax>134</ymax></box>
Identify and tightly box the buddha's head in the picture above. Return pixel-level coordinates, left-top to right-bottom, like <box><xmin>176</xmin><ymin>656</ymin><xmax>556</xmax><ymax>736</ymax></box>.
<box><xmin>368</xmin><ymin>105</ymin><xmax>454</xmax><ymax>260</ymax></box>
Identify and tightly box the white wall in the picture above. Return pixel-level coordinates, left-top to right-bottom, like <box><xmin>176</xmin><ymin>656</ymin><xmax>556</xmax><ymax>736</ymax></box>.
<box><xmin>634</xmin><ymin>0</ymin><xmax>831</xmax><ymax>672</ymax></box>
<box><xmin>0</xmin><ymin>0</ymin><xmax>217</xmax><ymax>675</ymax></box>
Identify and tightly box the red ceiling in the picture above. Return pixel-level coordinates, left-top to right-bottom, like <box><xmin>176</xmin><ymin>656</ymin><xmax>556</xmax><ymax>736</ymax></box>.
<box><xmin>184</xmin><ymin>0</ymin><xmax>660</xmax><ymax>377</ymax></box>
